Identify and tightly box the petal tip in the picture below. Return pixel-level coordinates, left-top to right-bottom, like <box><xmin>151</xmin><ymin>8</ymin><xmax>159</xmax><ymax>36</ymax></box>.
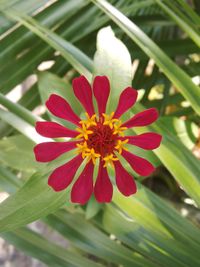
<box><xmin>47</xmin><ymin>180</ymin><xmax>62</xmax><ymax>192</ymax></box>
<box><xmin>156</xmin><ymin>134</ymin><xmax>162</xmax><ymax>148</ymax></box>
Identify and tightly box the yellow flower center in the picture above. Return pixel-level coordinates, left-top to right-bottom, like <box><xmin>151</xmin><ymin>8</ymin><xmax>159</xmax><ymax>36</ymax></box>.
<box><xmin>75</xmin><ymin>112</ymin><xmax>128</xmax><ymax>166</ymax></box>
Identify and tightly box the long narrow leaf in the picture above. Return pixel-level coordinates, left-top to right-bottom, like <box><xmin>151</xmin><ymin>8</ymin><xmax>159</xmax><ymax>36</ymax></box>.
<box><xmin>155</xmin><ymin>0</ymin><xmax>200</xmax><ymax>47</ymax></box>
<box><xmin>2</xmin><ymin>227</ymin><xmax>102</xmax><ymax>267</ymax></box>
<box><xmin>3</xmin><ymin>10</ymin><xmax>93</xmax><ymax>80</ymax></box>
<box><xmin>91</xmin><ymin>0</ymin><xmax>200</xmax><ymax>115</ymax></box>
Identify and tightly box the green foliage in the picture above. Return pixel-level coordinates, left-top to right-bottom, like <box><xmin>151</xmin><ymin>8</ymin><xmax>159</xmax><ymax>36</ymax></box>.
<box><xmin>0</xmin><ymin>0</ymin><xmax>200</xmax><ymax>266</ymax></box>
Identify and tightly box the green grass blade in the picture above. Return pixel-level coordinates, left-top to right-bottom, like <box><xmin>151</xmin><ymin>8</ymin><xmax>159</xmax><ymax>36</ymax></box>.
<box><xmin>3</xmin><ymin>10</ymin><xmax>93</xmax><ymax>80</ymax></box>
<box><xmin>0</xmin><ymin>135</ymin><xmax>39</xmax><ymax>172</ymax></box>
<box><xmin>0</xmin><ymin>166</ymin><xmax>21</xmax><ymax>193</ymax></box>
<box><xmin>155</xmin><ymin>0</ymin><xmax>200</xmax><ymax>47</ymax></box>
<box><xmin>1</xmin><ymin>227</ymin><xmax>102</xmax><ymax>267</ymax></box>
<box><xmin>103</xmin><ymin>204</ymin><xmax>200</xmax><ymax>267</ymax></box>
<box><xmin>0</xmin><ymin>93</ymin><xmax>38</xmax><ymax>126</ymax></box>
<box><xmin>91</xmin><ymin>0</ymin><xmax>200</xmax><ymax>115</ymax></box>
<box><xmin>0</xmin><ymin>171</ymin><xmax>66</xmax><ymax>232</ymax></box>
<box><xmin>46</xmin><ymin>211</ymin><xmax>159</xmax><ymax>267</ymax></box>
<box><xmin>0</xmin><ymin>109</ymin><xmax>40</xmax><ymax>142</ymax></box>
<box><xmin>174</xmin><ymin>0</ymin><xmax>200</xmax><ymax>25</ymax></box>
<box><xmin>132</xmin><ymin>103</ymin><xmax>200</xmax><ymax>207</ymax></box>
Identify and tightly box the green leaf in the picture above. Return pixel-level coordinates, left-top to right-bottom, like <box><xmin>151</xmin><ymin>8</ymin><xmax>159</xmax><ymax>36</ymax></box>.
<box><xmin>0</xmin><ymin>172</ymin><xmax>66</xmax><ymax>232</ymax></box>
<box><xmin>155</xmin><ymin>0</ymin><xmax>200</xmax><ymax>48</ymax></box>
<box><xmin>37</xmin><ymin>71</ymin><xmax>82</xmax><ymax>127</ymax></box>
<box><xmin>85</xmin><ymin>195</ymin><xmax>102</xmax><ymax>219</ymax></box>
<box><xmin>113</xmin><ymin>188</ymin><xmax>171</xmax><ymax>237</ymax></box>
<box><xmin>38</xmin><ymin>71</ymin><xmax>81</xmax><ymax>112</ymax></box>
<box><xmin>94</xmin><ymin>26</ymin><xmax>132</xmax><ymax>112</ymax></box>
<box><xmin>91</xmin><ymin>0</ymin><xmax>200</xmax><ymax>116</ymax></box>
<box><xmin>0</xmin><ymin>0</ymin><xmax>88</xmax><ymax>67</ymax></box>
<box><xmin>173</xmin><ymin>0</ymin><xmax>200</xmax><ymax>25</ymax></box>
<box><xmin>131</xmin><ymin>103</ymin><xmax>200</xmax><ymax>207</ymax></box>
<box><xmin>0</xmin><ymin>147</ymin><xmax>85</xmax><ymax>232</ymax></box>
<box><xmin>0</xmin><ymin>166</ymin><xmax>21</xmax><ymax>194</ymax></box>
<box><xmin>0</xmin><ymin>93</ymin><xmax>38</xmax><ymax>126</ymax></box>
<box><xmin>1</xmin><ymin>227</ymin><xmax>102</xmax><ymax>267</ymax></box>
<box><xmin>46</xmin><ymin>210</ymin><xmax>158</xmax><ymax>267</ymax></box>
<box><xmin>112</xmin><ymin>188</ymin><xmax>200</xmax><ymax>262</ymax></box>
<box><xmin>3</xmin><ymin>10</ymin><xmax>93</xmax><ymax>80</ymax></box>
<box><xmin>103</xmin><ymin>203</ymin><xmax>200</xmax><ymax>267</ymax></box>
<box><xmin>0</xmin><ymin>109</ymin><xmax>40</xmax><ymax>143</ymax></box>
<box><xmin>0</xmin><ymin>135</ymin><xmax>41</xmax><ymax>172</ymax></box>
<box><xmin>159</xmin><ymin>116</ymin><xmax>198</xmax><ymax>149</ymax></box>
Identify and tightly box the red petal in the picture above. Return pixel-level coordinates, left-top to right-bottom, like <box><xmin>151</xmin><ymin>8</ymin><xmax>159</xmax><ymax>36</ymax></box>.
<box><xmin>94</xmin><ymin>161</ymin><xmax>113</xmax><ymax>203</ymax></box>
<box><xmin>48</xmin><ymin>155</ymin><xmax>83</xmax><ymax>191</ymax></box>
<box><xmin>72</xmin><ymin>76</ymin><xmax>95</xmax><ymax>116</ymax></box>
<box><xmin>93</xmin><ymin>76</ymin><xmax>110</xmax><ymax>115</ymax></box>
<box><xmin>122</xmin><ymin>150</ymin><xmax>155</xmax><ymax>176</ymax></box>
<box><xmin>36</xmin><ymin>121</ymin><xmax>78</xmax><ymax>138</ymax></box>
<box><xmin>121</xmin><ymin>133</ymin><xmax>162</xmax><ymax>150</ymax></box>
<box><xmin>114</xmin><ymin>87</ymin><xmax>138</xmax><ymax>118</ymax></box>
<box><xmin>71</xmin><ymin>161</ymin><xmax>94</xmax><ymax>204</ymax></box>
<box><xmin>114</xmin><ymin>160</ymin><xmax>137</xmax><ymax>196</ymax></box>
<box><xmin>123</xmin><ymin>108</ymin><xmax>158</xmax><ymax>128</ymax></box>
<box><xmin>46</xmin><ymin>94</ymin><xmax>80</xmax><ymax>126</ymax></box>
<box><xmin>34</xmin><ymin>141</ymin><xmax>77</xmax><ymax>162</ymax></box>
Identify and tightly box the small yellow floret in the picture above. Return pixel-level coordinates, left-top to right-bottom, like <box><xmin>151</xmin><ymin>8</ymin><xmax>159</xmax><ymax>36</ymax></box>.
<box><xmin>103</xmin><ymin>153</ymin><xmax>119</xmax><ymax>168</ymax></box>
<box><xmin>113</xmin><ymin>120</ymin><xmax>127</xmax><ymax>136</ymax></box>
<box><xmin>76</xmin><ymin>143</ymin><xmax>100</xmax><ymax>164</ymax></box>
<box><xmin>84</xmin><ymin>148</ymin><xmax>100</xmax><ymax>165</ymax></box>
<box><xmin>76</xmin><ymin>123</ymin><xmax>93</xmax><ymax>140</ymax></box>
<box><xmin>115</xmin><ymin>139</ymin><xmax>129</xmax><ymax>154</ymax></box>
<box><xmin>79</xmin><ymin>113</ymin><xmax>97</xmax><ymax>128</ymax></box>
<box><xmin>76</xmin><ymin>142</ymin><xmax>90</xmax><ymax>158</ymax></box>
<box><xmin>103</xmin><ymin>112</ymin><xmax>118</xmax><ymax>129</ymax></box>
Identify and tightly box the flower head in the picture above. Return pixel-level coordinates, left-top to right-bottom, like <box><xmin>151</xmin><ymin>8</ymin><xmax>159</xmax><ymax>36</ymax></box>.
<box><xmin>34</xmin><ymin>76</ymin><xmax>162</xmax><ymax>204</ymax></box>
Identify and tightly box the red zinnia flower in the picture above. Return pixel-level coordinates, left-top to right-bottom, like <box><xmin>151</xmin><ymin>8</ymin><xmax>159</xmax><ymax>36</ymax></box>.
<box><xmin>34</xmin><ymin>76</ymin><xmax>161</xmax><ymax>204</ymax></box>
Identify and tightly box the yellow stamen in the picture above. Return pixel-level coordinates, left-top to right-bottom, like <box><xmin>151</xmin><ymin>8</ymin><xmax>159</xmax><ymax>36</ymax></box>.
<box><xmin>103</xmin><ymin>153</ymin><xmax>119</xmax><ymax>168</ymax></box>
<box><xmin>113</xmin><ymin>120</ymin><xmax>127</xmax><ymax>136</ymax></box>
<box><xmin>115</xmin><ymin>139</ymin><xmax>129</xmax><ymax>154</ymax></box>
<box><xmin>79</xmin><ymin>113</ymin><xmax>97</xmax><ymax>128</ymax></box>
<box><xmin>76</xmin><ymin>143</ymin><xmax>100</xmax><ymax>164</ymax></box>
<box><xmin>76</xmin><ymin>123</ymin><xmax>93</xmax><ymax>140</ymax></box>
<box><xmin>84</xmin><ymin>148</ymin><xmax>100</xmax><ymax>165</ymax></box>
<box><xmin>76</xmin><ymin>142</ymin><xmax>90</xmax><ymax>158</ymax></box>
<box><xmin>103</xmin><ymin>112</ymin><xmax>118</xmax><ymax>129</ymax></box>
